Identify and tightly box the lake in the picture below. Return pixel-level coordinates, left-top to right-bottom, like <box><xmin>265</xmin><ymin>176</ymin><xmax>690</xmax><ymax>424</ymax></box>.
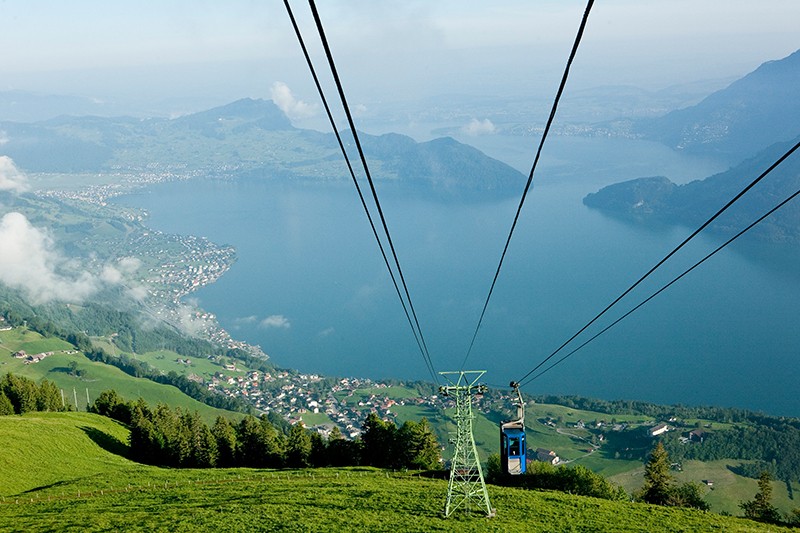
<box><xmin>114</xmin><ymin>134</ymin><xmax>800</xmax><ymax>416</ymax></box>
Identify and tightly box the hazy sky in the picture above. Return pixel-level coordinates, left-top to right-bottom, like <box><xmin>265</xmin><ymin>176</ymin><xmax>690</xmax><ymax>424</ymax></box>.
<box><xmin>1</xmin><ymin>1</ymin><xmax>798</xmax><ymax>112</ymax></box>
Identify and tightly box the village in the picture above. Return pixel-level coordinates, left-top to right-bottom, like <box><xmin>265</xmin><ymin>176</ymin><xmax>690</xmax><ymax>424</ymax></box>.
<box><xmin>203</xmin><ymin>367</ymin><xmax>443</xmax><ymax>440</ymax></box>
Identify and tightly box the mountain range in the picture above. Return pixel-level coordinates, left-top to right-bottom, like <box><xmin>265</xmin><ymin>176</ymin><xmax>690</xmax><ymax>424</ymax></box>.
<box><xmin>586</xmin><ymin>49</ymin><xmax>800</xmax><ymax>241</ymax></box>
<box><xmin>584</xmin><ymin>136</ymin><xmax>800</xmax><ymax>242</ymax></box>
<box><xmin>0</xmin><ymin>98</ymin><xmax>524</xmax><ymax>198</ymax></box>
<box><xmin>633</xmin><ymin>49</ymin><xmax>800</xmax><ymax>164</ymax></box>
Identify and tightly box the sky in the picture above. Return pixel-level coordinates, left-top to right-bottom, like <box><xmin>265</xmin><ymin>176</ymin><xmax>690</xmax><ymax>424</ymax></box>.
<box><xmin>1</xmin><ymin>0</ymin><xmax>799</xmax><ymax>115</ymax></box>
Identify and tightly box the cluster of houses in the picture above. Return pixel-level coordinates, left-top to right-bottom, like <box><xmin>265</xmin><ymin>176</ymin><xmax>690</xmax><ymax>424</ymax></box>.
<box><xmin>12</xmin><ymin>350</ymin><xmax>55</xmax><ymax>365</ymax></box>
<box><xmin>205</xmin><ymin>370</ymin><xmax>422</xmax><ymax>439</ymax></box>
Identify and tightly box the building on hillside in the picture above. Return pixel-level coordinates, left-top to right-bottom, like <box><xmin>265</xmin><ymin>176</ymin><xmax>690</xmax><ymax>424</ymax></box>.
<box><xmin>535</xmin><ymin>448</ymin><xmax>560</xmax><ymax>465</ymax></box>
<box><xmin>689</xmin><ymin>429</ymin><xmax>707</xmax><ymax>442</ymax></box>
<box><xmin>649</xmin><ymin>423</ymin><xmax>669</xmax><ymax>437</ymax></box>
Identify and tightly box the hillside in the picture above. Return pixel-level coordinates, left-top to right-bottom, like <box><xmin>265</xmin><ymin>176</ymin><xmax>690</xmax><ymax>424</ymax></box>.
<box><xmin>0</xmin><ymin>98</ymin><xmax>525</xmax><ymax>197</ymax></box>
<box><xmin>634</xmin><ymin>49</ymin><xmax>800</xmax><ymax>164</ymax></box>
<box><xmin>583</xmin><ymin>136</ymin><xmax>800</xmax><ymax>242</ymax></box>
<box><xmin>5</xmin><ymin>320</ymin><xmax>800</xmax><ymax>518</ymax></box>
<box><xmin>0</xmin><ymin>326</ymin><xmax>242</xmax><ymax>423</ymax></box>
<box><xmin>0</xmin><ymin>412</ymin><xmax>787</xmax><ymax>532</ymax></box>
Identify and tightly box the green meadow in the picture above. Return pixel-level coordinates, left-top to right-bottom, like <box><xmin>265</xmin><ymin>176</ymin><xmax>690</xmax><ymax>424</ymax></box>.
<box><xmin>0</xmin><ymin>328</ymin><xmax>240</xmax><ymax>423</ymax></box>
<box><xmin>0</xmin><ymin>412</ymin><xmax>788</xmax><ymax>532</ymax></box>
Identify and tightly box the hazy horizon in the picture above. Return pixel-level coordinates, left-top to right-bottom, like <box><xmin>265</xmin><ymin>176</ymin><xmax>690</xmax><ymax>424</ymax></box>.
<box><xmin>2</xmin><ymin>1</ymin><xmax>799</xmax><ymax>122</ymax></box>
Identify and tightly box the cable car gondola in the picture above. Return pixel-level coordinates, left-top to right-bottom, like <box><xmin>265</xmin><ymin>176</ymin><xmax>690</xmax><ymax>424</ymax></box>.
<box><xmin>500</xmin><ymin>381</ymin><xmax>526</xmax><ymax>475</ymax></box>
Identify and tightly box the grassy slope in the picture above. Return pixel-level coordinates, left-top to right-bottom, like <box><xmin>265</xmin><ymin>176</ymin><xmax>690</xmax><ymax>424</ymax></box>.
<box><xmin>0</xmin><ymin>328</ymin><xmax>240</xmax><ymax>424</ymax></box>
<box><xmin>0</xmin><ymin>412</ymin><xmax>136</xmax><ymax>496</ymax></box>
<box><xmin>0</xmin><ymin>412</ymin><xmax>787</xmax><ymax>532</ymax></box>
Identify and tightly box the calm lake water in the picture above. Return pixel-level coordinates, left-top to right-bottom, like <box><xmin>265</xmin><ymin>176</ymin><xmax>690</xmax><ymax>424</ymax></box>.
<box><xmin>114</xmin><ymin>135</ymin><xmax>800</xmax><ymax>416</ymax></box>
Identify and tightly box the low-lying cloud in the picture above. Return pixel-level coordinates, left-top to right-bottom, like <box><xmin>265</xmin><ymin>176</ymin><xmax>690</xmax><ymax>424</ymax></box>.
<box><xmin>0</xmin><ymin>212</ymin><xmax>97</xmax><ymax>303</ymax></box>
<box><xmin>101</xmin><ymin>256</ymin><xmax>146</xmax><ymax>300</ymax></box>
<box><xmin>0</xmin><ymin>213</ymin><xmax>148</xmax><ymax>305</ymax></box>
<box><xmin>270</xmin><ymin>81</ymin><xmax>318</xmax><ymax>120</ymax></box>
<box><xmin>0</xmin><ymin>156</ymin><xmax>29</xmax><ymax>193</ymax></box>
<box><xmin>175</xmin><ymin>299</ymin><xmax>214</xmax><ymax>337</ymax></box>
<box><xmin>462</xmin><ymin>118</ymin><xmax>497</xmax><ymax>136</ymax></box>
<box><xmin>260</xmin><ymin>314</ymin><xmax>291</xmax><ymax>329</ymax></box>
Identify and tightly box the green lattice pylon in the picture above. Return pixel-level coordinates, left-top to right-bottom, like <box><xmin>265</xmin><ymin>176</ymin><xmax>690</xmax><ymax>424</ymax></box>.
<box><xmin>439</xmin><ymin>370</ymin><xmax>495</xmax><ymax>518</ymax></box>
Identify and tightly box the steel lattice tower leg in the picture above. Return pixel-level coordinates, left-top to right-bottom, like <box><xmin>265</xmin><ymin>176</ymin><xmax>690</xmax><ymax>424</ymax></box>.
<box><xmin>440</xmin><ymin>370</ymin><xmax>495</xmax><ymax>518</ymax></box>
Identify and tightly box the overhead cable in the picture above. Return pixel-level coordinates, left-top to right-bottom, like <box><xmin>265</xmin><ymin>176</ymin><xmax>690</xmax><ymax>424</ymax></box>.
<box><xmin>522</xmin><ymin>161</ymin><xmax>800</xmax><ymax>385</ymax></box>
<box><xmin>518</xmin><ymin>139</ymin><xmax>800</xmax><ymax>385</ymax></box>
<box><xmin>285</xmin><ymin>0</ymin><xmax>437</xmax><ymax>381</ymax></box>
<box><xmin>461</xmin><ymin>0</ymin><xmax>596</xmax><ymax>369</ymax></box>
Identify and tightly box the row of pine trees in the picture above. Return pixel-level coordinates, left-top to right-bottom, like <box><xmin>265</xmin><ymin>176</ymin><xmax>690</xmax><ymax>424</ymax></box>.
<box><xmin>90</xmin><ymin>389</ymin><xmax>442</xmax><ymax>471</ymax></box>
<box><xmin>0</xmin><ymin>373</ymin><xmax>64</xmax><ymax>415</ymax></box>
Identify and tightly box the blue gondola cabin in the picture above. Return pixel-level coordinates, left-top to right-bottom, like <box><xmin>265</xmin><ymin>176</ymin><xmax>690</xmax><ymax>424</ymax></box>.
<box><xmin>500</xmin><ymin>423</ymin><xmax>526</xmax><ymax>475</ymax></box>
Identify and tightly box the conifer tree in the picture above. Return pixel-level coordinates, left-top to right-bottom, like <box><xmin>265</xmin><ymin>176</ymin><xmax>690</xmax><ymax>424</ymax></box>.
<box><xmin>0</xmin><ymin>391</ymin><xmax>14</xmax><ymax>415</ymax></box>
<box><xmin>236</xmin><ymin>416</ymin><xmax>264</xmax><ymax>467</ymax></box>
<box><xmin>327</xmin><ymin>426</ymin><xmax>359</xmax><ymax>466</ymax></box>
<box><xmin>309</xmin><ymin>431</ymin><xmax>327</xmax><ymax>467</ymax></box>
<box><xmin>740</xmin><ymin>471</ymin><xmax>782</xmax><ymax>524</ymax></box>
<box><xmin>212</xmin><ymin>416</ymin><xmax>238</xmax><ymax>467</ymax></box>
<box><xmin>398</xmin><ymin>418</ymin><xmax>441</xmax><ymax>470</ymax></box>
<box><xmin>36</xmin><ymin>379</ymin><xmax>62</xmax><ymax>412</ymax></box>
<box><xmin>1</xmin><ymin>373</ymin><xmax>38</xmax><ymax>413</ymax></box>
<box><xmin>641</xmin><ymin>442</ymin><xmax>674</xmax><ymax>505</ymax></box>
<box><xmin>287</xmin><ymin>423</ymin><xmax>312</xmax><ymax>468</ymax></box>
<box><xmin>360</xmin><ymin>413</ymin><xmax>396</xmax><ymax>468</ymax></box>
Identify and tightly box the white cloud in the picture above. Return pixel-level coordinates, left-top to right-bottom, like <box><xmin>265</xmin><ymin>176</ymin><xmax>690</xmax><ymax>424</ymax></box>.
<box><xmin>318</xmin><ymin>327</ymin><xmax>335</xmax><ymax>337</ymax></box>
<box><xmin>101</xmin><ymin>257</ymin><xmax>145</xmax><ymax>299</ymax></box>
<box><xmin>235</xmin><ymin>315</ymin><xmax>259</xmax><ymax>325</ymax></box>
<box><xmin>0</xmin><ymin>131</ymin><xmax>8</xmax><ymax>146</ymax></box>
<box><xmin>461</xmin><ymin>118</ymin><xmax>497</xmax><ymax>136</ymax></box>
<box><xmin>175</xmin><ymin>300</ymin><xmax>213</xmax><ymax>337</ymax></box>
<box><xmin>100</xmin><ymin>265</ymin><xmax>123</xmax><ymax>284</ymax></box>
<box><xmin>117</xmin><ymin>256</ymin><xmax>142</xmax><ymax>274</ymax></box>
<box><xmin>270</xmin><ymin>81</ymin><xmax>318</xmax><ymax>120</ymax></box>
<box><xmin>260</xmin><ymin>314</ymin><xmax>291</xmax><ymax>330</ymax></box>
<box><xmin>125</xmin><ymin>285</ymin><xmax>148</xmax><ymax>301</ymax></box>
<box><xmin>0</xmin><ymin>156</ymin><xmax>29</xmax><ymax>193</ymax></box>
<box><xmin>0</xmin><ymin>212</ymin><xmax>97</xmax><ymax>303</ymax></box>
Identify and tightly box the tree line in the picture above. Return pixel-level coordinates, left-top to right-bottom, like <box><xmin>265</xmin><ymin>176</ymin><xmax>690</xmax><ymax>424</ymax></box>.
<box><xmin>661</xmin><ymin>423</ymin><xmax>800</xmax><ymax>484</ymax></box>
<box><xmin>90</xmin><ymin>390</ymin><xmax>442</xmax><ymax>471</ymax></box>
<box><xmin>531</xmin><ymin>394</ymin><xmax>786</xmax><ymax>427</ymax></box>
<box><xmin>0</xmin><ymin>373</ymin><xmax>66</xmax><ymax>415</ymax></box>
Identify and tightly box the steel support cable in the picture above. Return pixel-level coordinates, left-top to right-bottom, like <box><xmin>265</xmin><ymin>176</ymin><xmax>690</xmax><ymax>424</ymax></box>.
<box><xmin>517</xmin><ymin>139</ymin><xmax>800</xmax><ymax>385</ymax></box>
<box><xmin>305</xmin><ymin>0</ymin><xmax>438</xmax><ymax>380</ymax></box>
<box><xmin>461</xmin><ymin>0</ymin><xmax>595</xmax><ymax>369</ymax></box>
<box><xmin>521</xmin><ymin>151</ymin><xmax>800</xmax><ymax>386</ymax></box>
<box><xmin>282</xmin><ymin>1</ymin><xmax>436</xmax><ymax>381</ymax></box>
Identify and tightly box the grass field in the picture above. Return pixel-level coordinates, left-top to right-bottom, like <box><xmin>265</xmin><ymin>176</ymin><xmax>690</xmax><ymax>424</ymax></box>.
<box><xmin>0</xmin><ymin>328</ymin><xmax>241</xmax><ymax>424</ymax></box>
<box><xmin>131</xmin><ymin>349</ymin><xmax>250</xmax><ymax>383</ymax></box>
<box><xmin>527</xmin><ymin>402</ymin><xmax>652</xmax><ymax>426</ymax></box>
<box><xmin>0</xmin><ymin>412</ymin><xmax>789</xmax><ymax>532</ymax></box>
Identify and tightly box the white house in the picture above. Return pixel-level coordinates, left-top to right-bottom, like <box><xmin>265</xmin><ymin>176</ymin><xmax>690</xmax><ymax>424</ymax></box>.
<box><xmin>649</xmin><ymin>423</ymin><xmax>669</xmax><ymax>437</ymax></box>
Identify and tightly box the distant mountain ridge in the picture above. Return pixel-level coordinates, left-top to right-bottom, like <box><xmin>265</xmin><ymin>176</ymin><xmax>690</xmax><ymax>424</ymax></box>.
<box><xmin>0</xmin><ymin>98</ymin><xmax>524</xmax><ymax>198</ymax></box>
<box><xmin>585</xmin><ymin>50</ymin><xmax>800</xmax><ymax>242</ymax></box>
<box><xmin>634</xmin><ymin>49</ymin><xmax>800</xmax><ymax>164</ymax></box>
<box><xmin>584</xmin><ymin>136</ymin><xmax>800</xmax><ymax>242</ymax></box>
